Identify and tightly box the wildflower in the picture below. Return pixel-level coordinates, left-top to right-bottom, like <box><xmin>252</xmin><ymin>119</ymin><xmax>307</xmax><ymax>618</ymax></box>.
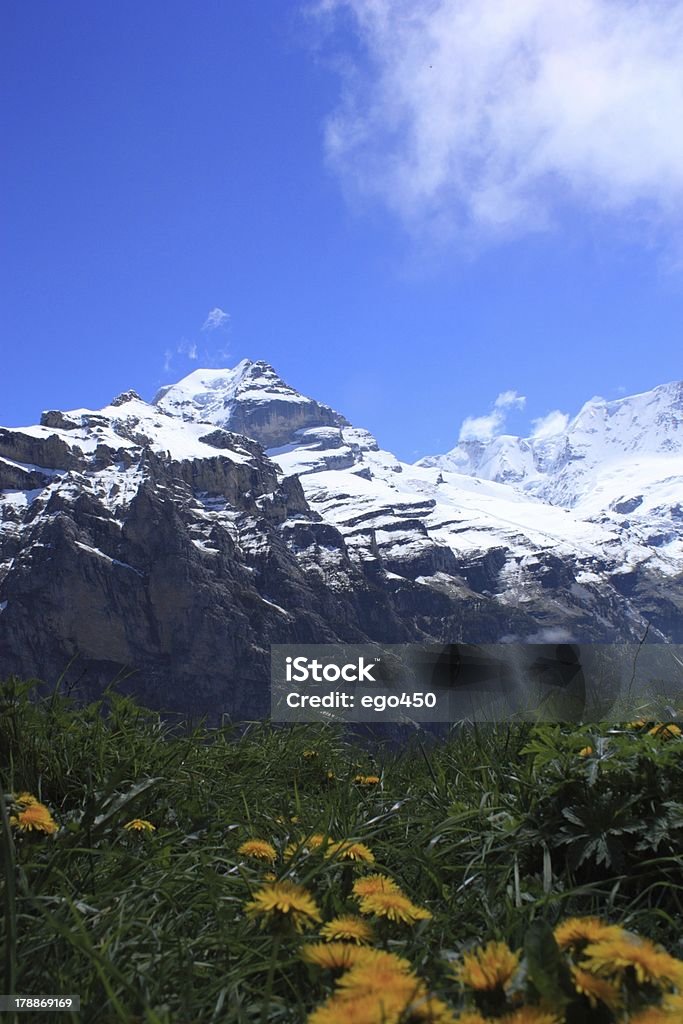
<box><xmin>303</xmin><ymin>749</ymin><xmax>319</xmax><ymax>759</ymax></box>
<box><xmin>358</xmin><ymin>888</ymin><xmax>432</xmax><ymax>924</ymax></box>
<box><xmin>453</xmin><ymin>940</ymin><xmax>519</xmax><ymax>991</ymax></box>
<box><xmin>326</xmin><ymin>770</ymin><xmax>337</xmax><ymax>781</ymax></box>
<box><xmin>554</xmin><ymin>916</ymin><xmax>625</xmax><ymax>951</ymax></box>
<box><xmin>578</xmin><ymin>746</ymin><xmax>594</xmax><ymax>757</ymax></box>
<box><xmin>286</xmin><ymin>833</ymin><xmax>330</xmax><ymax>860</ymax></box>
<box><xmin>581</xmin><ymin>935</ymin><xmax>683</xmax><ymax>989</ymax></box>
<box><xmin>354</xmin><ymin>774</ymin><xmax>381</xmax><ymax>785</ymax></box>
<box><xmin>123</xmin><ymin>818</ymin><xmax>155</xmax><ymax>832</ymax></box>
<box><xmin>245</xmin><ymin>880</ymin><xmax>321</xmax><ymax>933</ymax></box>
<box><xmin>301</xmin><ymin>942</ymin><xmax>367</xmax><ymax>971</ymax></box>
<box><xmin>571</xmin><ymin>965</ymin><xmax>622</xmax><ymax>1012</ymax></box>
<box><xmin>320</xmin><ymin>915</ymin><xmax>374</xmax><ymax>944</ymax></box>
<box><xmin>308</xmin><ymin>992</ymin><xmax>405</xmax><ymax>1024</ymax></box>
<box><xmin>347</xmin><ymin>948</ymin><xmax>414</xmax><ymax>974</ymax></box>
<box><xmin>14</xmin><ymin>792</ymin><xmax>39</xmax><ymax>807</ymax></box>
<box><xmin>499</xmin><ymin>1010</ymin><xmax>562</xmax><ymax>1024</ymax></box>
<box><xmin>625</xmin><ymin>718</ymin><xmax>647</xmax><ymax>729</ymax></box>
<box><xmin>337</xmin><ymin>960</ymin><xmax>423</xmax><ymax>999</ymax></box>
<box><xmin>662</xmin><ymin>992</ymin><xmax>683</xmax><ymax>1013</ymax></box>
<box><xmin>10</xmin><ymin>801</ymin><xmax>58</xmax><ymax>835</ymax></box>
<box><xmin>352</xmin><ymin>874</ymin><xmax>402</xmax><ymax>898</ymax></box>
<box><xmin>328</xmin><ymin>969</ymin><xmax>456</xmax><ymax>1023</ymax></box>
<box><xmin>237</xmin><ymin>839</ymin><xmax>277</xmax><ymax>863</ymax></box>
<box><xmin>648</xmin><ymin>723</ymin><xmax>682</xmax><ymax>740</ymax></box>
<box><xmin>326</xmin><ymin>840</ymin><xmax>375</xmax><ymax>864</ymax></box>
<box><xmin>628</xmin><ymin>1011</ymin><xmax>679</xmax><ymax>1024</ymax></box>
<box><xmin>409</xmin><ymin>993</ymin><xmax>459</xmax><ymax>1023</ymax></box>
<box><xmin>263</xmin><ymin>872</ymin><xmax>276</xmax><ymax>882</ymax></box>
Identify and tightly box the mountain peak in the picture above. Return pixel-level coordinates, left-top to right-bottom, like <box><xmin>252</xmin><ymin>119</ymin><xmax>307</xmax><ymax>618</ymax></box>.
<box><xmin>420</xmin><ymin>378</ymin><xmax>683</xmax><ymax>506</ymax></box>
<box><xmin>154</xmin><ymin>360</ymin><xmax>349</xmax><ymax>447</ymax></box>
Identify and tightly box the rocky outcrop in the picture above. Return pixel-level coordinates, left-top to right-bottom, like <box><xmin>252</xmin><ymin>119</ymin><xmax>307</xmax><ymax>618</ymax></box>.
<box><xmin>0</xmin><ymin>428</ymin><xmax>83</xmax><ymax>470</ymax></box>
<box><xmin>226</xmin><ymin>396</ymin><xmax>346</xmax><ymax>449</ymax></box>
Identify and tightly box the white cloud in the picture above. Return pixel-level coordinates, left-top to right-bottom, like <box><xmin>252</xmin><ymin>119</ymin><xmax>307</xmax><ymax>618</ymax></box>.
<box><xmin>320</xmin><ymin>0</ymin><xmax>683</xmax><ymax>240</ymax></box>
<box><xmin>162</xmin><ymin>339</ymin><xmax>200</xmax><ymax>376</ymax></box>
<box><xmin>531</xmin><ymin>409</ymin><xmax>570</xmax><ymax>438</ymax></box>
<box><xmin>495</xmin><ymin>390</ymin><xmax>526</xmax><ymax>411</ymax></box>
<box><xmin>459</xmin><ymin>411</ymin><xmax>503</xmax><ymax>442</ymax></box>
<box><xmin>202</xmin><ymin>307</ymin><xmax>230</xmax><ymax>331</ymax></box>
<box><xmin>459</xmin><ymin>389</ymin><xmax>526</xmax><ymax>441</ymax></box>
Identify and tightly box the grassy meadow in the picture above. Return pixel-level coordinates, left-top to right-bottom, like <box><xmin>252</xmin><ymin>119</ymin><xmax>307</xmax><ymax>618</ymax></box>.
<box><xmin>2</xmin><ymin>677</ymin><xmax>683</xmax><ymax>1023</ymax></box>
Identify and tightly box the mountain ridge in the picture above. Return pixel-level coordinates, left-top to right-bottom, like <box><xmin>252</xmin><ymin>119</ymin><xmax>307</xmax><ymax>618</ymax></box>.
<box><xmin>1</xmin><ymin>361</ymin><xmax>681</xmax><ymax>713</ymax></box>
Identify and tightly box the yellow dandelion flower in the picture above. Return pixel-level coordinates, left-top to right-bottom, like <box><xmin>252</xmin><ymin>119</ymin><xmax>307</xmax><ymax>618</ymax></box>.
<box><xmin>326</xmin><ymin>770</ymin><xmax>337</xmax><ymax>780</ymax></box>
<box><xmin>303</xmin><ymin>749</ymin><xmax>319</xmax><ymax>759</ymax></box>
<box><xmin>499</xmin><ymin>1010</ymin><xmax>562</xmax><ymax>1024</ymax></box>
<box><xmin>263</xmin><ymin>872</ymin><xmax>276</xmax><ymax>881</ymax></box>
<box><xmin>308</xmin><ymin>992</ymin><xmax>404</xmax><ymax>1024</ymax></box>
<box><xmin>408</xmin><ymin>992</ymin><xmax>459</xmax><ymax>1024</ymax></box>
<box><xmin>348</xmin><ymin>948</ymin><xmax>413</xmax><ymax>973</ymax></box>
<box><xmin>571</xmin><ymin>965</ymin><xmax>622</xmax><ymax>1012</ymax></box>
<box><xmin>554</xmin><ymin>916</ymin><xmax>625</xmax><ymax>951</ymax></box>
<box><xmin>453</xmin><ymin>940</ymin><xmax>520</xmax><ymax>991</ymax></box>
<box><xmin>286</xmin><ymin>833</ymin><xmax>331</xmax><ymax>860</ymax></box>
<box><xmin>662</xmin><ymin>992</ymin><xmax>683</xmax><ymax>1012</ymax></box>
<box><xmin>237</xmin><ymin>839</ymin><xmax>277</xmax><ymax>863</ymax></box>
<box><xmin>578</xmin><ymin>746</ymin><xmax>594</xmax><ymax>757</ymax></box>
<box><xmin>320</xmin><ymin>915</ymin><xmax>374</xmax><ymax>944</ymax></box>
<box><xmin>648</xmin><ymin>723</ymin><xmax>682</xmax><ymax>740</ymax></box>
<box><xmin>581</xmin><ymin>936</ymin><xmax>683</xmax><ymax>989</ymax></box>
<box><xmin>326</xmin><ymin>840</ymin><xmax>375</xmax><ymax>864</ymax></box>
<box><xmin>122</xmin><ymin>818</ymin><xmax>155</xmax><ymax>832</ymax></box>
<box><xmin>354</xmin><ymin>774</ymin><xmax>381</xmax><ymax>785</ymax></box>
<box><xmin>10</xmin><ymin>801</ymin><xmax>58</xmax><ymax>835</ymax></box>
<box><xmin>325</xmin><ymin>979</ymin><xmax>454</xmax><ymax>1024</ymax></box>
<box><xmin>301</xmin><ymin>942</ymin><xmax>368</xmax><ymax>971</ymax></box>
<box><xmin>337</xmin><ymin>963</ymin><xmax>424</xmax><ymax>999</ymax></box>
<box><xmin>628</xmin><ymin>1011</ymin><xmax>678</xmax><ymax>1024</ymax></box>
<box><xmin>626</xmin><ymin>718</ymin><xmax>648</xmax><ymax>729</ymax></box>
<box><xmin>358</xmin><ymin>889</ymin><xmax>432</xmax><ymax>925</ymax></box>
<box><xmin>352</xmin><ymin>873</ymin><xmax>402</xmax><ymax>898</ymax></box>
<box><xmin>245</xmin><ymin>880</ymin><xmax>321</xmax><ymax>933</ymax></box>
<box><xmin>14</xmin><ymin>792</ymin><xmax>39</xmax><ymax>807</ymax></box>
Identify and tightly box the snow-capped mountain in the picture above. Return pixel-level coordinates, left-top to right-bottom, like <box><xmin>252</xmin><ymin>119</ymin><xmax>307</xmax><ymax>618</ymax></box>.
<box><xmin>154</xmin><ymin>360</ymin><xmax>348</xmax><ymax>447</ymax></box>
<box><xmin>421</xmin><ymin>380</ymin><xmax>683</xmax><ymax>501</ymax></box>
<box><xmin>1</xmin><ymin>361</ymin><xmax>681</xmax><ymax>713</ymax></box>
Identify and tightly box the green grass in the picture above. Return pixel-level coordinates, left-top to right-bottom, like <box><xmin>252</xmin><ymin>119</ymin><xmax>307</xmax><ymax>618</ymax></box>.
<box><xmin>2</xmin><ymin>678</ymin><xmax>683</xmax><ymax>1022</ymax></box>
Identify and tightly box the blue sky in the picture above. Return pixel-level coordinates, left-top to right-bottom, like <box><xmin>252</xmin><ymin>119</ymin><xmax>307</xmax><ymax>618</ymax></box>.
<box><xmin>2</xmin><ymin>0</ymin><xmax>682</xmax><ymax>460</ymax></box>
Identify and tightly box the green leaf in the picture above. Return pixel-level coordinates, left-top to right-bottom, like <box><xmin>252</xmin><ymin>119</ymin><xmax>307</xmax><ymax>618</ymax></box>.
<box><xmin>524</xmin><ymin>920</ymin><xmax>573</xmax><ymax>1010</ymax></box>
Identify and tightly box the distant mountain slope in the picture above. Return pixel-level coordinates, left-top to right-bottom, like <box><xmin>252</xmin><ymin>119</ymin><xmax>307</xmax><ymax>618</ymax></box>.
<box><xmin>1</xmin><ymin>364</ymin><xmax>681</xmax><ymax>712</ymax></box>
